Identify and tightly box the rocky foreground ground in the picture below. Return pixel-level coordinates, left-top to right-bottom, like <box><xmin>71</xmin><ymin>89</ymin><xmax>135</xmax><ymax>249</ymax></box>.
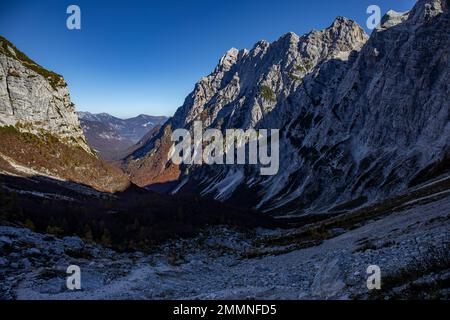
<box><xmin>1</xmin><ymin>180</ymin><xmax>449</xmax><ymax>300</ymax></box>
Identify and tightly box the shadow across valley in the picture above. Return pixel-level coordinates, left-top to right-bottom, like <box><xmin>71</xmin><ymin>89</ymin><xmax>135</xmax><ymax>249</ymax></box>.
<box><xmin>0</xmin><ymin>174</ymin><xmax>279</xmax><ymax>252</ymax></box>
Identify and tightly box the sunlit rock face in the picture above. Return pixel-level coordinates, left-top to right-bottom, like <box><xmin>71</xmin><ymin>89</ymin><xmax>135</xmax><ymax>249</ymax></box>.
<box><xmin>127</xmin><ymin>0</ymin><xmax>450</xmax><ymax>216</ymax></box>
<box><xmin>0</xmin><ymin>36</ymin><xmax>91</xmax><ymax>153</ymax></box>
<box><xmin>0</xmin><ymin>36</ymin><xmax>131</xmax><ymax>193</ymax></box>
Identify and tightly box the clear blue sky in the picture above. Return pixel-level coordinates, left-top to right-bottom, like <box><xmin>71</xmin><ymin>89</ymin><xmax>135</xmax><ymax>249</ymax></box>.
<box><xmin>0</xmin><ymin>0</ymin><xmax>416</xmax><ymax>118</ymax></box>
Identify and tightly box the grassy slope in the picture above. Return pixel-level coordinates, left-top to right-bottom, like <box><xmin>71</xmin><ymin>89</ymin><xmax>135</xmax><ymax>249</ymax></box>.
<box><xmin>0</xmin><ymin>126</ymin><xmax>130</xmax><ymax>193</ymax></box>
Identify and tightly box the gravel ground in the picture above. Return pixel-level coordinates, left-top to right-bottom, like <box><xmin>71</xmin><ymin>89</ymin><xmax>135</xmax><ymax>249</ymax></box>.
<box><xmin>1</xmin><ymin>193</ymin><xmax>449</xmax><ymax>300</ymax></box>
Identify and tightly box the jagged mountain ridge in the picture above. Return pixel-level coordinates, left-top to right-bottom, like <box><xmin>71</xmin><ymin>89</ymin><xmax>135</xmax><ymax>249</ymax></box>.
<box><xmin>125</xmin><ymin>0</ymin><xmax>450</xmax><ymax>216</ymax></box>
<box><xmin>78</xmin><ymin>112</ymin><xmax>167</xmax><ymax>143</ymax></box>
<box><xmin>124</xmin><ymin>15</ymin><xmax>369</xmax><ymax>187</ymax></box>
<box><xmin>77</xmin><ymin>112</ymin><xmax>167</xmax><ymax>161</ymax></box>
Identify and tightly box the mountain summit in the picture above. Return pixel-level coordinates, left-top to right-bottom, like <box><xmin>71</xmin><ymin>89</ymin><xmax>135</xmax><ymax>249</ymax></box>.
<box><xmin>124</xmin><ymin>0</ymin><xmax>450</xmax><ymax>215</ymax></box>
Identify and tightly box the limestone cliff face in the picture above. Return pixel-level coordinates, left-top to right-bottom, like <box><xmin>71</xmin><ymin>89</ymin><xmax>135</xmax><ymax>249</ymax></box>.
<box><xmin>0</xmin><ymin>1</ymin><xmax>446</xmax><ymax>212</ymax></box>
<box><xmin>125</xmin><ymin>16</ymin><xmax>369</xmax><ymax>188</ymax></box>
<box><xmin>170</xmin><ymin>17</ymin><xmax>368</xmax><ymax>131</ymax></box>
<box><xmin>126</xmin><ymin>0</ymin><xmax>449</xmax><ymax>215</ymax></box>
<box><xmin>0</xmin><ymin>36</ymin><xmax>130</xmax><ymax>192</ymax></box>
<box><xmin>0</xmin><ymin>36</ymin><xmax>91</xmax><ymax>153</ymax></box>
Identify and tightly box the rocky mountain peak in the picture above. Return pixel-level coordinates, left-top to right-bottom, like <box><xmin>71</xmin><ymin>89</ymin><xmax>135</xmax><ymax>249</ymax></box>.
<box><xmin>126</xmin><ymin>0</ymin><xmax>450</xmax><ymax>216</ymax></box>
<box><xmin>125</xmin><ymin>16</ymin><xmax>371</xmax><ymax>187</ymax></box>
<box><xmin>278</xmin><ymin>31</ymin><xmax>300</xmax><ymax>44</ymax></box>
<box><xmin>215</xmin><ymin>48</ymin><xmax>250</xmax><ymax>72</ymax></box>
<box><xmin>251</xmin><ymin>40</ymin><xmax>271</xmax><ymax>56</ymax></box>
<box><xmin>328</xmin><ymin>15</ymin><xmax>364</xmax><ymax>35</ymax></box>
<box><xmin>408</xmin><ymin>0</ymin><xmax>448</xmax><ymax>24</ymax></box>
<box><xmin>375</xmin><ymin>0</ymin><xmax>448</xmax><ymax>32</ymax></box>
<box><xmin>271</xmin><ymin>32</ymin><xmax>301</xmax><ymax>55</ymax></box>
<box><xmin>325</xmin><ymin>16</ymin><xmax>368</xmax><ymax>54</ymax></box>
<box><xmin>377</xmin><ymin>10</ymin><xmax>410</xmax><ymax>31</ymax></box>
<box><xmin>218</xmin><ymin>47</ymin><xmax>240</xmax><ymax>68</ymax></box>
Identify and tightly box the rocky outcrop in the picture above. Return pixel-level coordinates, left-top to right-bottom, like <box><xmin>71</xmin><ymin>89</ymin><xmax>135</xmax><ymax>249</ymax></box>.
<box><xmin>0</xmin><ymin>36</ymin><xmax>90</xmax><ymax>153</ymax></box>
<box><xmin>125</xmin><ymin>0</ymin><xmax>450</xmax><ymax>216</ymax></box>
<box><xmin>125</xmin><ymin>16</ymin><xmax>369</xmax><ymax>186</ymax></box>
<box><xmin>168</xmin><ymin>16</ymin><xmax>368</xmax><ymax>131</ymax></box>
<box><xmin>0</xmin><ymin>36</ymin><xmax>130</xmax><ymax>192</ymax></box>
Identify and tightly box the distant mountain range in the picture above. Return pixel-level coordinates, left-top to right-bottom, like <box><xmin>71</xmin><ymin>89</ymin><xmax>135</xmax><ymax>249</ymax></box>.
<box><xmin>77</xmin><ymin>112</ymin><xmax>167</xmax><ymax>161</ymax></box>
<box><xmin>0</xmin><ymin>0</ymin><xmax>449</xmax><ymax>300</ymax></box>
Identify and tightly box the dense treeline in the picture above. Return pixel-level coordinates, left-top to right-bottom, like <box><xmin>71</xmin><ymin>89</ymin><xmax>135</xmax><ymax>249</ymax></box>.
<box><xmin>0</xmin><ymin>175</ymin><xmax>277</xmax><ymax>252</ymax></box>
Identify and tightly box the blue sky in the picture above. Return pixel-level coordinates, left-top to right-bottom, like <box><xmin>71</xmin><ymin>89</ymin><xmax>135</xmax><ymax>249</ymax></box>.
<box><xmin>0</xmin><ymin>0</ymin><xmax>416</xmax><ymax>118</ymax></box>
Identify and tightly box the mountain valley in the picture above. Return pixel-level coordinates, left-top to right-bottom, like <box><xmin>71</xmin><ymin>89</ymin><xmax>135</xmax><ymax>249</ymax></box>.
<box><xmin>78</xmin><ymin>112</ymin><xmax>167</xmax><ymax>161</ymax></box>
<box><xmin>0</xmin><ymin>0</ymin><xmax>449</xmax><ymax>300</ymax></box>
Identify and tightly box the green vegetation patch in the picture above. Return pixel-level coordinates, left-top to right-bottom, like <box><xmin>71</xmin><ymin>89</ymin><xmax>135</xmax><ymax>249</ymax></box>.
<box><xmin>0</xmin><ymin>35</ymin><xmax>65</xmax><ymax>90</ymax></box>
<box><xmin>260</xmin><ymin>85</ymin><xmax>276</xmax><ymax>102</ymax></box>
<box><xmin>0</xmin><ymin>125</ymin><xmax>20</xmax><ymax>135</ymax></box>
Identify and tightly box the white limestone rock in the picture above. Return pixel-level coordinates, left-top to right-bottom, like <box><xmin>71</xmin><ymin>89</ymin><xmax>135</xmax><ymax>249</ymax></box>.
<box><xmin>0</xmin><ymin>36</ymin><xmax>91</xmax><ymax>153</ymax></box>
<box><xmin>129</xmin><ymin>0</ymin><xmax>450</xmax><ymax>216</ymax></box>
